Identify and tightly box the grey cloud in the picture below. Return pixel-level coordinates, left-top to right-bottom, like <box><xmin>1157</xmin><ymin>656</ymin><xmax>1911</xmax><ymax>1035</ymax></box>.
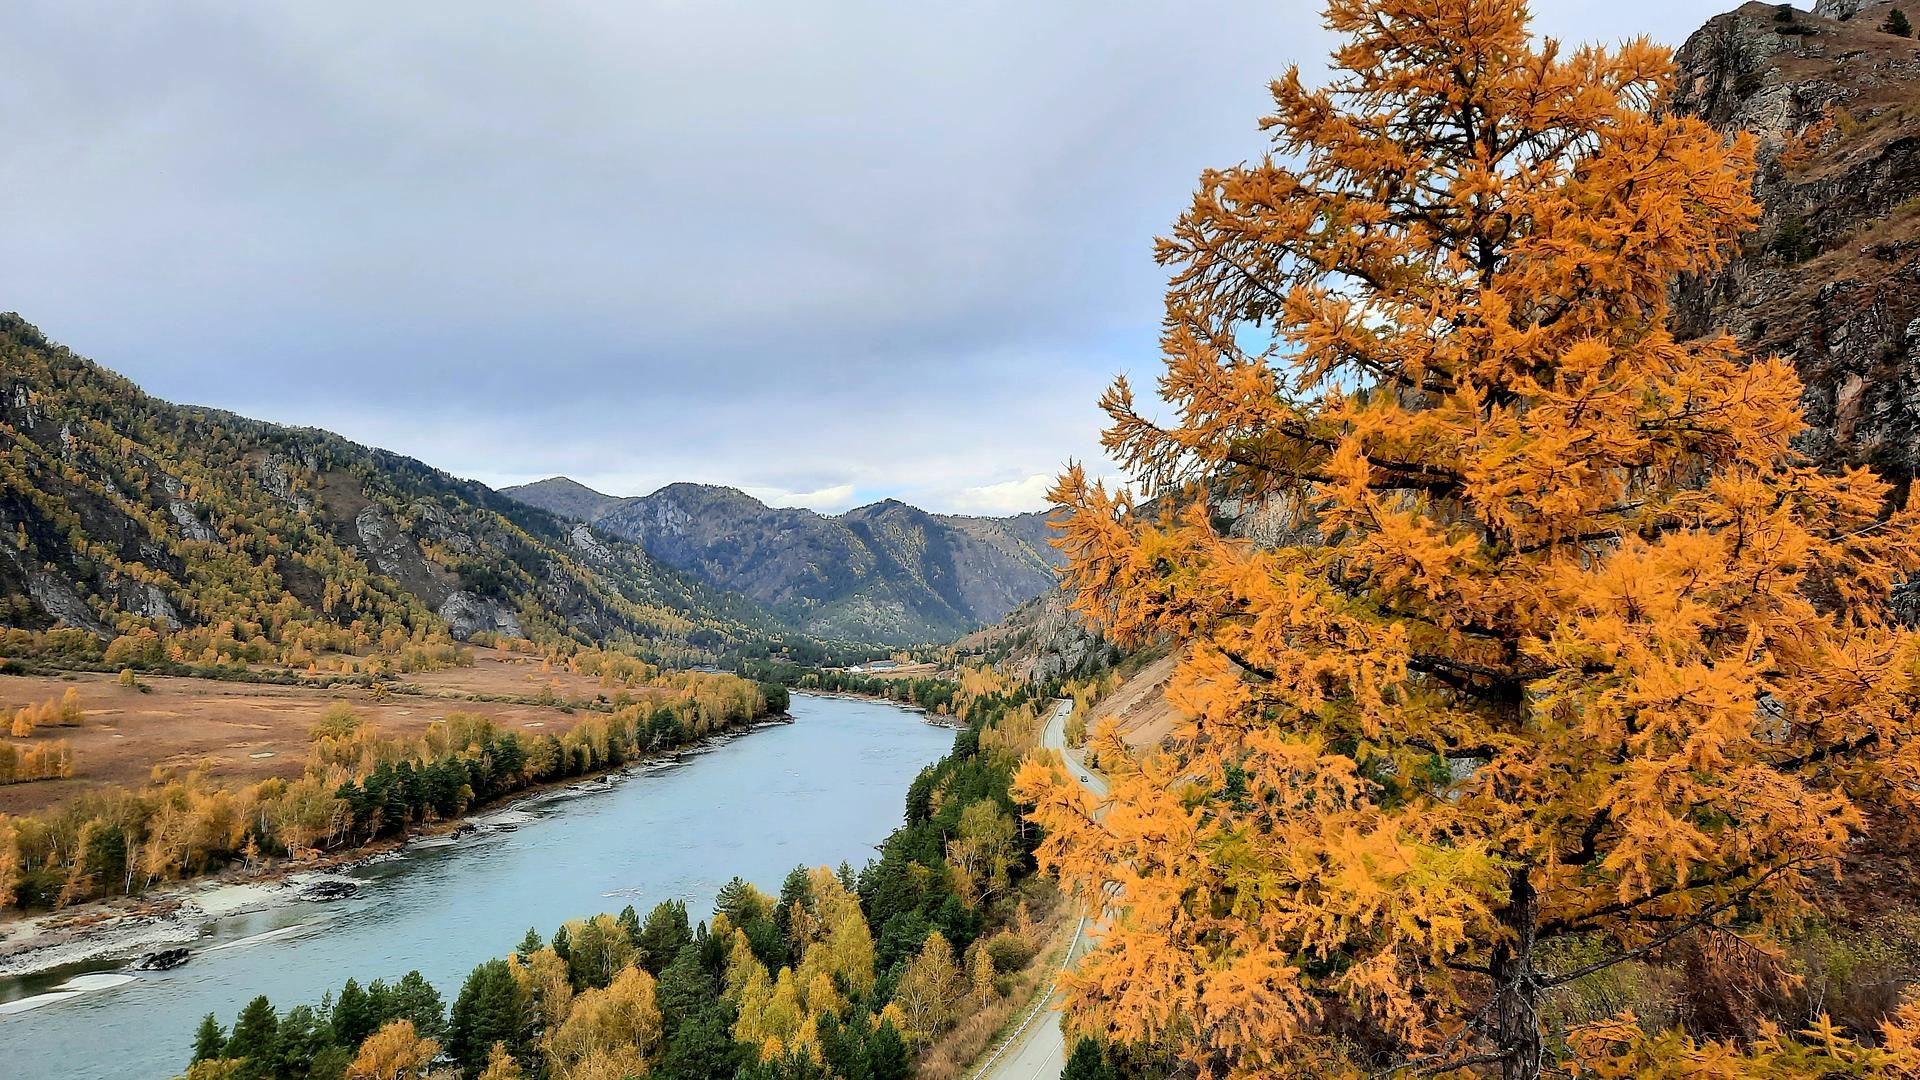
<box><xmin>0</xmin><ymin>0</ymin><xmax>1733</xmax><ymax>512</ymax></box>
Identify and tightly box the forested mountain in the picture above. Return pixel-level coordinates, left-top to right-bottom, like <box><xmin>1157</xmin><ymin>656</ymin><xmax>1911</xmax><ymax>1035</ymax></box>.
<box><xmin>0</xmin><ymin>315</ymin><xmax>802</xmax><ymax>668</ymax></box>
<box><xmin>503</xmin><ymin>478</ymin><xmax>1064</xmax><ymax>643</ymax></box>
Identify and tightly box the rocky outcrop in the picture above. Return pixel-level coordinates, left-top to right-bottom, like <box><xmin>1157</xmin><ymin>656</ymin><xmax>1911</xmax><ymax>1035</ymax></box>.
<box><xmin>1671</xmin><ymin>2</ymin><xmax>1920</xmax><ymax>484</ymax></box>
<box><xmin>436</xmin><ymin>591</ymin><xmax>523</xmax><ymax>640</ymax></box>
<box><xmin>988</xmin><ymin>589</ymin><xmax>1120</xmax><ymax>684</ymax></box>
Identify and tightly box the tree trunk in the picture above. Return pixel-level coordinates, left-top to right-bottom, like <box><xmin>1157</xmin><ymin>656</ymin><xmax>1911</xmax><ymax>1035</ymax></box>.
<box><xmin>1491</xmin><ymin>870</ymin><xmax>1543</xmax><ymax>1080</ymax></box>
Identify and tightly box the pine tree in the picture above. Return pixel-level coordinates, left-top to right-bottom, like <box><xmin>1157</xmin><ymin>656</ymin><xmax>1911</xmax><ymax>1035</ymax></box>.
<box><xmin>448</xmin><ymin>958</ymin><xmax>529</xmax><ymax>1074</ymax></box>
<box><xmin>191</xmin><ymin>1013</ymin><xmax>227</xmax><ymax>1064</ymax></box>
<box><xmin>264</xmin><ymin>1005</ymin><xmax>329</xmax><ymax>1080</ymax></box>
<box><xmin>638</xmin><ymin>899</ymin><xmax>693</xmax><ymax>975</ymax></box>
<box><xmin>225</xmin><ymin>996</ymin><xmax>279</xmax><ymax>1062</ymax></box>
<box><xmin>1886</xmin><ymin>8</ymin><xmax>1914</xmax><ymax>36</ymax></box>
<box><xmin>866</xmin><ymin>1019</ymin><xmax>910</xmax><ymax>1080</ymax></box>
<box><xmin>1062</xmin><ymin>1038</ymin><xmax>1116</xmax><ymax>1080</ymax></box>
<box><xmin>656</xmin><ymin>943</ymin><xmax>718</xmax><ymax>1036</ymax></box>
<box><xmin>657</xmin><ymin>1007</ymin><xmax>744</xmax><ymax>1080</ymax></box>
<box><xmin>1018</xmin><ymin>0</ymin><xmax>1920</xmax><ymax>1077</ymax></box>
<box><xmin>516</xmin><ymin>926</ymin><xmax>544</xmax><ymax>961</ymax></box>
<box><xmin>389</xmin><ymin>971</ymin><xmax>446</xmax><ymax>1044</ymax></box>
<box><xmin>332</xmin><ymin>978</ymin><xmax>376</xmax><ymax>1048</ymax></box>
<box><xmin>617</xmin><ymin>903</ymin><xmax>643</xmax><ymax>947</ymax></box>
<box><xmin>775</xmin><ymin>865</ymin><xmax>813</xmax><ymax>954</ymax></box>
<box><xmin>714</xmin><ymin>876</ymin><xmax>766</xmax><ymax>924</ymax></box>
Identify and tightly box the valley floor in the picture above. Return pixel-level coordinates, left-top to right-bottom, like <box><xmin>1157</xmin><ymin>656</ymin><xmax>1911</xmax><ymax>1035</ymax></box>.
<box><xmin>0</xmin><ymin>647</ymin><xmax>637</xmax><ymax>816</ymax></box>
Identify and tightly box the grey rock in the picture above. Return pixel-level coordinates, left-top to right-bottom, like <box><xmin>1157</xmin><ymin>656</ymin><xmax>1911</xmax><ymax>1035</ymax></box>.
<box><xmin>437</xmin><ymin>590</ymin><xmax>524</xmax><ymax>640</ymax></box>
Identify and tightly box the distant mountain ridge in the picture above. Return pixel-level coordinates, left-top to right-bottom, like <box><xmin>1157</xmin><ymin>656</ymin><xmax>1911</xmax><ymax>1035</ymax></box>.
<box><xmin>503</xmin><ymin>477</ymin><xmax>1064</xmax><ymax>643</ymax></box>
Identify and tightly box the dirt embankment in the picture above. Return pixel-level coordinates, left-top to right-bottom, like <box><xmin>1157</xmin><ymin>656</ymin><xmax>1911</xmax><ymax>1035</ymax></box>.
<box><xmin>1086</xmin><ymin>650</ymin><xmax>1181</xmax><ymax>752</ymax></box>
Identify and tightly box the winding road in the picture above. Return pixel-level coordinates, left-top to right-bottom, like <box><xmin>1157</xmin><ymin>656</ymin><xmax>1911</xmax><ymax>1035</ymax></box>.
<box><xmin>977</xmin><ymin>699</ymin><xmax>1110</xmax><ymax>1080</ymax></box>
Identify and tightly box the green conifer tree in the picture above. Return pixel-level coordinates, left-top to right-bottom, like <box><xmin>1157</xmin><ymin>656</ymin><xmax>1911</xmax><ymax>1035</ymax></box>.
<box><xmin>225</xmin><ymin>996</ymin><xmax>279</xmax><ymax>1063</ymax></box>
<box><xmin>638</xmin><ymin>899</ymin><xmax>693</xmax><ymax>974</ymax></box>
<box><xmin>331</xmin><ymin>978</ymin><xmax>376</xmax><ymax>1047</ymax></box>
<box><xmin>867</xmin><ymin>1019</ymin><xmax>910</xmax><ymax>1080</ymax></box>
<box><xmin>1062</xmin><ymin>1038</ymin><xmax>1116</xmax><ymax>1080</ymax></box>
<box><xmin>448</xmin><ymin>959</ymin><xmax>529</xmax><ymax>1073</ymax></box>
<box><xmin>190</xmin><ymin>1013</ymin><xmax>227</xmax><ymax>1064</ymax></box>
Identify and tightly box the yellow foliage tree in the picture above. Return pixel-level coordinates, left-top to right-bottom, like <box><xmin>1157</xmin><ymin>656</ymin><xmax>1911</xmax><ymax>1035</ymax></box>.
<box><xmin>945</xmin><ymin>799</ymin><xmax>1019</xmax><ymax>906</ymax></box>
<box><xmin>792</xmin><ymin>866</ymin><xmax>876</xmax><ymax>999</ymax></box>
<box><xmin>509</xmin><ymin>947</ymin><xmax>573</xmax><ymax>1037</ymax></box>
<box><xmin>1017</xmin><ymin>1</ymin><xmax>1920</xmax><ymax>1078</ymax></box>
<box><xmin>347</xmin><ymin>1019</ymin><xmax>439</xmax><ymax>1080</ymax></box>
<box><xmin>1568</xmin><ymin>1006</ymin><xmax>1920</xmax><ymax>1078</ymax></box>
<box><xmin>57</xmin><ymin>687</ymin><xmax>83</xmax><ymax>726</ymax></box>
<box><xmin>476</xmin><ymin>1043</ymin><xmax>523</xmax><ymax>1080</ymax></box>
<box><xmin>542</xmin><ymin>964</ymin><xmax>661</xmax><ymax>1080</ymax></box>
<box><xmin>0</xmin><ymin>816</ymin><xmax>17</xmax><ymax>907</ymax></box>
<box><xmin>889</xmin><ymin>930</ymin><xmax>962</xmax><ymax>1045</ymax></box>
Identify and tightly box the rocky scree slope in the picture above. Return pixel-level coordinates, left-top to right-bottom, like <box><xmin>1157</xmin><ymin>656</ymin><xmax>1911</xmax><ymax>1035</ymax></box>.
<box><xmin>0</xmin><ymin>316</ymin><xmax>788</xmax><ymax>665</ymax></box>
<box><xmin>504</xmin><ymin>478</ymin><xmax>1063</xmax><ymax>644</ymax></box>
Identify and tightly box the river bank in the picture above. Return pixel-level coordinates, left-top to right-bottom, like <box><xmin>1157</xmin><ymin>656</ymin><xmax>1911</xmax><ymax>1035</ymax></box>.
<box><xmin>791</xmin><ymin>687</ymin><xmax>967</xmax><ymax>726</ymax></box>
<box><xmin>0</xmin><ymin>694</ymin><xmax>954</xmax><ymax>1080</ymax></box>
<box><xmin>0</xmin><ymin>714</ymin><xmax>794</xmax><ymax>981</ymax></box>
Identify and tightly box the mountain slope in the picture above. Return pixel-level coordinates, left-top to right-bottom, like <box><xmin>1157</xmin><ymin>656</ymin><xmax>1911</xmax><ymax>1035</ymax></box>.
<box><xmin>504</xmin><ymin>478</ymin><xmax>1063</xmax><ymax>643</ymax></box>
<box><xmin>0</xmin><ymin>316</ymin><xmax>794</xmax><ymax>668</ymax></box>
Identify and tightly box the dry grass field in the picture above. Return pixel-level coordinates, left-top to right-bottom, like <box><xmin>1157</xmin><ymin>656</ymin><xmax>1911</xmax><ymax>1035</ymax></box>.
<box><xmin>0</xmin><ymin>648</ymin><xmax>653</xmax><ymax>816</ymax></box>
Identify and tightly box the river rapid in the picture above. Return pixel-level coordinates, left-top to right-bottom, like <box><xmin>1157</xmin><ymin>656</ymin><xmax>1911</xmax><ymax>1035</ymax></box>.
<box><xmin>0</xmin><ymin>693</ymin><xmax>954</xmax><ymax>1080</ymax></box>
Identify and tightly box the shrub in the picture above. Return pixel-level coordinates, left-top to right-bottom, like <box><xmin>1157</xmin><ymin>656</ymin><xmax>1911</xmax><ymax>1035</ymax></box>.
<box><xmin>309</xmin><ymin>702</ymin><xmax>362</xmax><ymax>741</ymax></box>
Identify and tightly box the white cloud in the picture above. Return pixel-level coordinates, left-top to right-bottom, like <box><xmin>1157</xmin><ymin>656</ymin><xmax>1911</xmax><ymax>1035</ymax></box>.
<box><xmin>945</xmin><ymin>474</ymin><xmax>1059</xmax><ymax>515</ymax></box>
<box><xmin>746</xmin><ymin>483</ymin><xmax>859</xmax><ymax>514</ymax></box>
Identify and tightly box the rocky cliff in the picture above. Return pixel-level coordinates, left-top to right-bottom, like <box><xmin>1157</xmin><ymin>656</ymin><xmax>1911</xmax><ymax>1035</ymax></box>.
<box><xmin>1672</xmin><ymin>1</ymin><xmax>1920</xmax><ymax>486</ymax></box>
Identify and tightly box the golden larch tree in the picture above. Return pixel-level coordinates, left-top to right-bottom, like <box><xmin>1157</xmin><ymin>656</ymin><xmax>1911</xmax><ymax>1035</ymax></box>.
<box><xmin>346</xmin><ymin>1019</ymin><xmax>440</xmax><ymax>1080</ymax></box>
<box><xmin>1016</xmin><ymin>1</ymin><xmax>1920</xmax><ymax>1077</ymax></box>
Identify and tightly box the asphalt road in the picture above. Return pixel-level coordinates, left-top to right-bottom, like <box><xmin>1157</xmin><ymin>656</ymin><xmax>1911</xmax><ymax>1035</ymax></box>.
<box><xmin>977</xmin><ymin>699</ymin><xmax>1110</xmax><ymax>1080</ymax></box>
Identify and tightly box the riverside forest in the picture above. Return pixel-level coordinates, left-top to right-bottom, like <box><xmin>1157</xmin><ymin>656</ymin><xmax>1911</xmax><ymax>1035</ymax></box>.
<box><xmin>3</xmin><ymin>1</ymin><xmax>1920</xmax><ymax>1079</ymax></box>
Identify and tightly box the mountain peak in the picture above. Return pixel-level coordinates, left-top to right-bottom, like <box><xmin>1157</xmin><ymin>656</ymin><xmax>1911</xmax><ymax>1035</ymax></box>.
<box><xmin>499</xmin><ymin>476</ymin><xmax>626</xmax><ymax>522</ymax></box>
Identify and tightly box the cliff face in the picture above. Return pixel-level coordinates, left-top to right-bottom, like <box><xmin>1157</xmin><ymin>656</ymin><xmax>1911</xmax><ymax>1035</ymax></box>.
<box><xmin>1671</xmin><ymin>2</ymin><xmax>1920</xmax><ymax>486</ymax></box>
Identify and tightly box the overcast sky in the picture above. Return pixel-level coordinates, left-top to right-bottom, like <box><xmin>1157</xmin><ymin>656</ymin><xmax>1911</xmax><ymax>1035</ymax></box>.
<box><xmin>1</xmin><ymin>0</ymin><xmax>1733</xmax><ymax>515</ymax></box>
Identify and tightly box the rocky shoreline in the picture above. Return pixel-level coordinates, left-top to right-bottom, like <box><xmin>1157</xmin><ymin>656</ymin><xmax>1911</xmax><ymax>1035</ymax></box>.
<box><xmin>0</xmin><ymin>713</ymin><xmax>796</xmax><ymax>984</ymax></box>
